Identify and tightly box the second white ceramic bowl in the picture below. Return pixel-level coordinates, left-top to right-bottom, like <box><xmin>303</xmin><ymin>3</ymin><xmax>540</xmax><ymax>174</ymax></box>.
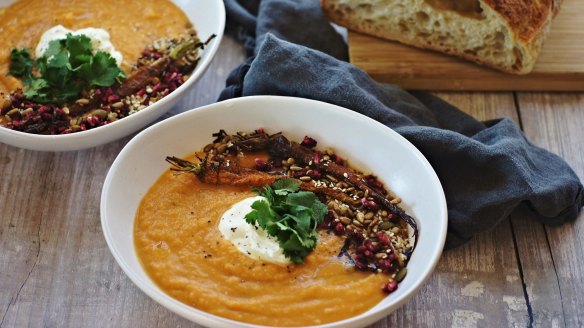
<box><xmin>101</xmin><ymin>96</ymin><xmax>448</xmax><ymax>328</ymax></box>
<box><xmin>0</xmin><ymin>0</ymin><xmax>225</xmax><ymax>151</ymax></box>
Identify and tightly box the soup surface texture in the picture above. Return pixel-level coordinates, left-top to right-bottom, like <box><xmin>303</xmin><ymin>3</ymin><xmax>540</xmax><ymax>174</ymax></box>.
<box><xmin>134</xmin><ymin>164</ymin><xmax>389</xmax><ymax>326</ymax></box>
<box><xmin>0</xmin><ymin>0</ymin><xmax>190</xmax><ymax>95</ymax></box>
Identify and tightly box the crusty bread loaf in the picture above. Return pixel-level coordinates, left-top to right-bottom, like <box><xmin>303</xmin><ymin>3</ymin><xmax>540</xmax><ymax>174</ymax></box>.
<box><xmin>321</xmin><ymin>0</ymin><xmax>562</xmax><ymax>74</ymax></box>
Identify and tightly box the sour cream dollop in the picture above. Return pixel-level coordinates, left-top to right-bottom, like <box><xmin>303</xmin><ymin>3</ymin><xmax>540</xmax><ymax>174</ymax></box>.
<box><xmin>35</xmin><ymin>25</ymin><xmax>123</xmax><ymax>66</ymax></box>
<box><xmin>219</xmin><ymin>196</ymin><xmax>291</xmax><ymax>265</ymax></box>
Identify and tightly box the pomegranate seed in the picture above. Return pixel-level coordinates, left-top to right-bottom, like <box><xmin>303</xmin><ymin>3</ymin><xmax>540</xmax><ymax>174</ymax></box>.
<box><xmin>355</xmin><ymin>261</ymin><xmax>368</xmax><ymax>270</ymax></box>
<box><xmin>382</xmin><ymin>280</ymin><xmax>398</xmax><ymax>293</ymax></box>
<box><xmin>377</xmin><ymin>232</ymin><xmax>390</xmax><ymax>245</ymax></box>
<box><xmin>334</xmin><ymin>222</ymin><xmax>345</xmax><ymax>235</ymax></box>
<box><xmin>300</xmin><ymin>136</ymin><xmax>317</xmax><ymax>148</ymax></box>
<box><xmin>254</xmin><ymin>158</ymin><xmax>272</xmax><ymax>171</ymax></box>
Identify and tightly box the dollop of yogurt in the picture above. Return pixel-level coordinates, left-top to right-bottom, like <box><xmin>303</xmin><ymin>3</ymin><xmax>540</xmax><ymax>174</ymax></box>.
<box><xmin>219</xmin><ymin>196</ymin><xmax>291</xmax><ymax>265</ymax></box>
<box><xmin>35</xmin><ymin>25</ymin><xmax>123</xmax><ymax>66</ymax></box>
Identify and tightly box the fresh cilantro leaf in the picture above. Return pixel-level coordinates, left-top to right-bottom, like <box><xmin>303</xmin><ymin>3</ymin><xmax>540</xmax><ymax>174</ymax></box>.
<box><xmin>85</xmin><ymin>52</ymin><xmax>124</xmax><ymax>87</ymax></box>
<box><xmin>47</xmin><ymin>51</ymin><xmax>71</xmax><ymax>69</ymax></box>
<box><xmin>66</xmin><ymin>34</ymin><xmax>93</xmax><ymax>61</ymax></box>
<box><xmin>44</xmin><ymin>39</ymin><xmax>65</xmax><ymax>58</ymax></box>
<box><xmin>255</xmin><ymin>185</ymin><xmax>276</xmax><ymax>205</ymax></box>
<box><xmin>247</xmin><ymin>200</ymin><xmax>279</xmax><ymax>228</ymax></box>
<box><xmin>8</xmin><ymin>33</ymin><xmax>125</xmax><ymax>105</ymax></box>
<box><xmin>245</xmin><ymin>178</ymin><xmax>327</xmax><ymax>264</ymax></box>
<box><xmin>9</xmin><ymin>48</ymin><xmax>33</xmax><ymax>78</ymax></box>
<box><xmin>23</xmin><ymin>79</ymin><xmax>49</xmax><ymax>99</ymax></box>
<box><xmin>272</xmin><ymin>178</ymin><xmax>301</xmax><ymax>195</ymax></box>
<box><xmin>310</xmin><ymin>201</ymin><xmax>328</xmax><ymax>225</ymax></box>
<box><xmin>286</xmin><ymin>191</ymin><xmax>317</xmax><ymax>208</ymax></box>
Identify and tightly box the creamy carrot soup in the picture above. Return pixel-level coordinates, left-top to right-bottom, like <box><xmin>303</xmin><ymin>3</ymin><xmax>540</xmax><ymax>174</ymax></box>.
<box><xmin>134</xmin><ymin>163</ymin><xmax>389</xmax><ymax>326</ymax></box>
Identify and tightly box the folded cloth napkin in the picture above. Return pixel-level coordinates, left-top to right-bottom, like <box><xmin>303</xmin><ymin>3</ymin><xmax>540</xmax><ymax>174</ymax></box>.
<box><xmin>221</xmin><ymin>0</ymin><xmax>584</xmax><ymax>248</ymax></box>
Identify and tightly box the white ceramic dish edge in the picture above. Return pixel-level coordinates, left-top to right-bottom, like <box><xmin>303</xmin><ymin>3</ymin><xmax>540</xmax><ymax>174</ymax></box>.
<box><xmin>101</xmin><ymin>96</ymin><xmax>448</xmax><ymax>328</ymax></box>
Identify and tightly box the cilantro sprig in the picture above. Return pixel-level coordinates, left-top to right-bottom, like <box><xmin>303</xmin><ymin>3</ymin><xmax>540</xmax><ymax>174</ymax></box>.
<box><xmin>245</xmin><ymin>179</ymin><xmax>328</xmax><ymax>264</ymax></box>
<box><xmin>9</xmin><ymin>34</ymin><xmax>125</xmax><ymax>105</ymax></box>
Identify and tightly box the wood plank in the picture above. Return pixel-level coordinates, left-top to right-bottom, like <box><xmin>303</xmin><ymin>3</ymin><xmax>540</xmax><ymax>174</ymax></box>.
<box><xmin>348</xmin><ymin>0</ymin><xmax>584</xmax><ymax>91</ymax></box>
<box><xmin>371</xmin><ymin>92</ymin><xmax>530</xmax><ymax>327</ymax></box>
<box><xmin>0</xmin><ymin>35</ymin><xmax>245</xmax><ymax>328</ymax></box>
<box><xmin>516</xmin><ymin>92</ymin><xmax>584</xmax><ymax>327</ymax></box>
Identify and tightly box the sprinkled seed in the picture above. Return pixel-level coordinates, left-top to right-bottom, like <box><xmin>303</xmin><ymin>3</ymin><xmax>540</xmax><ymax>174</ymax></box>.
<box><xmin>76</xmin><ymin>98</ymin><xmax>90</xmax><ymax>105</ymax></box>
<box><xmin>395</xmin><ymin>268</ymin><xmax>408</xmax><ymax>282</ymax></box>
<box><xmin>290</xmin><ymin>165</ymin><xmax>303</xmax><ymax>171</ymax></box>
<box><xmin>370</xmin><ymin>217</ymin><xmax>380</xmax><ymax>227</ymax></box>
<box><xmin>391</xmin><ymin>197</ymin><xmax>402</xmax><ymax>204</ymax></box>
<box><xmin>299</xmin><ymin>176</ymin><xmax>312</xmax><ymax>182</ymax></box>
<box><xmin>287</xmin><ymin>157</ymin><xmax>295</xmax><ymax>165</ymax></box>
<box><xmin>22</xmin><ymin>107</ymin><xmax>34</xmax><ymax>115</ymax></box>
<box><xmin>62</xmin><ymin>107</ymin><xmax>70</xmax><ymax>115</ymax></box>
<box><xmin>379</xmin><ymin>222</ymin><xmax>393</xmax><ymax>230</ymax></box>
<box><xmin>6</xmin><ymin>108</ymin><xmax>19</xmax><ymax>116</ymax></box>
<box><xmin>107</xmin><ymin>112</ymin><xmax>118</xmax><ymax>122</ymax></box>
<box><xmin>364</xmin><ymin>219</ymin><xmax>372</xmax><ymax>225</ymax></box>
<box><xmin>339</xmin><ymin>217</ymin><xmax>351</xmax><ymax>225</ymax></box>
<box><xmin>112</xmin><ymin>101</ymin><xmax>125</xmax><ymax>108</ymax></box>
<box><xmin>365</xmin><ymin>211</ymin><xmax>375</xmax><ymax>219</ymax></box>
<box><xmin>323</xmin><ymin>155</ymin><xmax>330</xmax><ymax>161</ymax></box>
<box><xmin>346</xmin><ymin>187</ymin><xmax>355</xmax><ymax>192</ymax></box>
<box><xmin>346</xmin><ymin>208</ymin><xmax>354</xmax><ymax>217</ymax></box>
<box><xmin>364</xmin><ymin>189</ymin><xmax>369</xmax><ymax>197</ymax></box>
<box><xmin>353</xmin><ymin>221</ymin><xmax>363</xmax><ymax>228</ymax></box>
<box><xmin>392</xmin><ymin>227</ymin><xmax>401</xmax><ymax>234</ymax></box>
<box><xmin>381</xmin><ymin>210</ymin><xmax>389</xmax><ymax>217</ymax></box>
<box><xmin>375</xmin><ymin>253</ymin><xmax>387</xmax><ymax>259</ymax></box>
<box><xmin>356</xmin><ymin>212</ymin><xmax>365</xmax><ymax>222</ymax></box>
<box><xmin>326</xmin><ymin>174</ymin><xmax>338</xmax><ymax>182</ymax></box>
<box><xmin>91</xmin><ymin>109</ymin><xmax>107</xmax><ymax>119</ymax></box>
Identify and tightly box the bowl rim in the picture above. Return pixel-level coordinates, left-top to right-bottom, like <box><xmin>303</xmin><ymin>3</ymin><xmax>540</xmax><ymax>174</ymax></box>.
<box><xmin>100</xmin><ymin>95</ymin><xmax>448</xmax><ymax>328</ymax></box>
<box><xmin>0</xmin><ymin>0</ymin><xmax>225</xmax><ymax>149</ymax></box>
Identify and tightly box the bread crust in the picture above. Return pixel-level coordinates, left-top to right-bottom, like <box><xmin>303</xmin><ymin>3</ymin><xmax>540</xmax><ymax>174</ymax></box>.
<box><xmin>322</xmin><ymin>0</ymin><xmax>562</xmax><ymax>74</ymax></box>
<box><xmin>481</xmin><ymin>0</ymin><xmax>558</xmax><ymax>43</ymax></box>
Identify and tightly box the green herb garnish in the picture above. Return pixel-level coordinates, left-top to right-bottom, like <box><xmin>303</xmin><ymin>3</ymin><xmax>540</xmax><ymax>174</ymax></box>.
<box><xmin>9</xmin><ymin>49</ymin><xmax>33</xmax><ymax>79</ymax></box>
<box><xmin>8</xmin><ymin>34</ymin><xmax>125</xmax><ymax>105</ymax></box>
<box><xmin>245</xmin><ymin>178</ymin><xmax>328</xmax><ymax>264</ymax></box>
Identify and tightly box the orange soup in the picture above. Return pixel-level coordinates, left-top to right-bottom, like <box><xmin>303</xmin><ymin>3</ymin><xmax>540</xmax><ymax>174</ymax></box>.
<box><xmin>0</xmin><ymin>0</ymin><xmax>191</xmax><ymax>95</ymax></box>
<box><xmin>134</xmin><ymin>166</ymin><xmax>389</xmax><ymax>326</ymax></box>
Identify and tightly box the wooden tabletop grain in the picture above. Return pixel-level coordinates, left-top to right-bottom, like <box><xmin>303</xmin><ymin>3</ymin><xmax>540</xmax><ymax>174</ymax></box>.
<box><xmin>1</xmin><ymin>35</ymin><xmax>583</xmax><ymax>328</ymax></box>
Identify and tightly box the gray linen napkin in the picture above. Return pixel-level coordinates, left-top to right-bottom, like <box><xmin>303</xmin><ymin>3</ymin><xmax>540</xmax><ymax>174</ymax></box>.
<box><xmin>220</xmin><ymin>0</ymin><xmax>583</xmax><ymax>248</ymax></box>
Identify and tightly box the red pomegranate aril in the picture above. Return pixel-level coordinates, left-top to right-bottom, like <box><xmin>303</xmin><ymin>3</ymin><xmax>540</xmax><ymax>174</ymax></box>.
<box><xmin>334</xmin><ymin>222</ymin><xmax>345</xmax><ymax>235</ymax></box>
<box><xmin>300</xmin><ymin>136</ymin><xmax>317</xmax><ymax>148</ymax></box>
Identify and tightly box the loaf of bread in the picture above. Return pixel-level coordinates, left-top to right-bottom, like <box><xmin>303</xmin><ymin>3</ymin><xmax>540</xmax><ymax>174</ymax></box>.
<box><xmin>321</xmin><ymin>0</ymin><xmax>562</xmax><ymax>74</ymax></box>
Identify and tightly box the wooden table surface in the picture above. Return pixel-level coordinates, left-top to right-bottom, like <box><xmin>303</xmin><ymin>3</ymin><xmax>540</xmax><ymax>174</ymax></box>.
<box><xmin>1</xmin><ymin>35</ymin><xmax>583</xmax><ymax>328</ymax></box>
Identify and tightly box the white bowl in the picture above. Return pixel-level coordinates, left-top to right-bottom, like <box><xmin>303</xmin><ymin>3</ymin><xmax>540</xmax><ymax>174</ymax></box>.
<box><xmin>100</xmin><ymin>96</ymin><xmax>448</xmax><ymax>328</ymax></box>
<box><xmin>0</xmin><ymin>0</ymin><xmax>225</xmax><ymax>151</ymax></box>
